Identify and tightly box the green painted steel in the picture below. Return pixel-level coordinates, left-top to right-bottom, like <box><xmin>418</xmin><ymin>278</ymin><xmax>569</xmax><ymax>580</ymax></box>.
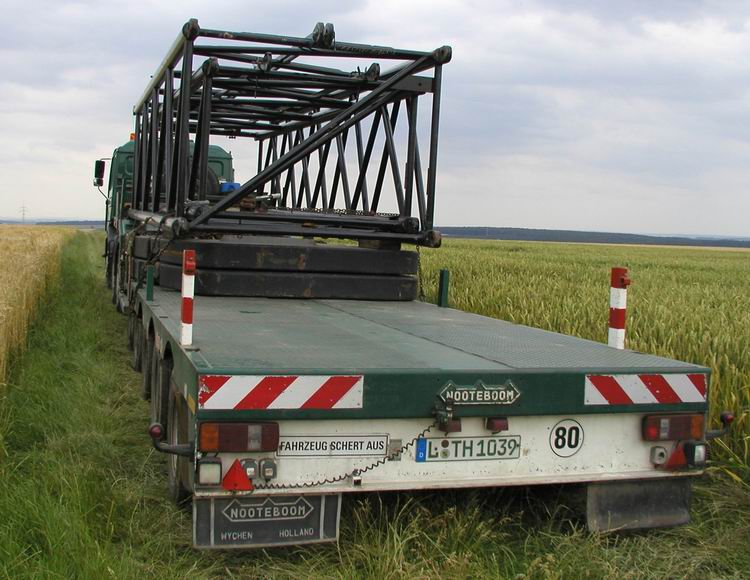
<box><xmin>107</xmin><ymin>140</ymin><xmax>235</xmax><ymax>220</ymax></box>
<box><xmin>107</xmin><ymin>140</ymin><xmax>135</xmax><ymax>221</ymax></box>
<box><xmin>138</xmin><ymin>287</ymin><xmax>709</xmax><ymax>421</ymax></box>
<box><xmin>437</xmin><ymin>269</ymin><xmax>450</xmax><ymax>307</ymax></box>
<box><xmin>146</xmin><ymin>265</ymin><xmax>155</xmax><ymax>301</ymax></box>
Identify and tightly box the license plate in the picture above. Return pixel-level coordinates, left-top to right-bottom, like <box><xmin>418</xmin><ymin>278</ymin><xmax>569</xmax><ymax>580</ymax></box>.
<box><xmin>415</xmin><ymin>435</ymin><xmax>521</xmax><ymax>462</ymax></box>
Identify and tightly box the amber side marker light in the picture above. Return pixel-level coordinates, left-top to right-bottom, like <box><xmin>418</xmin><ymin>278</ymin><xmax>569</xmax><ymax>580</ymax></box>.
<box><xmin>642</xmin><ymin>414</ymin><xmax>704</xmax><ymax>441</ymax></box>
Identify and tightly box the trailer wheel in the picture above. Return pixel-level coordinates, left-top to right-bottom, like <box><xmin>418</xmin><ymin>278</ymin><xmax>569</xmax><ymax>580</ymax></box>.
<box><xmin>127</xmin><ymin>312</ymin><xmax>135</xmax><ymax>351</ymax></box>
<box><xmin>142</xmin><ymin>333</ymin><xmax>154</xmax><ymax>400</ymax></box>
<box><xmin>150</xmin><ymin>353</ymin><xmax>170</xmax><ymax>432</ymax></box>
<box><xmin>132</xmin><ymin>319</ymin><xmax>143</xmax><ymax>372</ymax></box>
<box><xmin>167</xmin><ymin>386</ymin><xmax>192</xmax><ymax>506</ymax></box>
<box><xmin>111</xmin><ymin>276</ymin><xmax>118</xmax><ymax>306</ymax></box>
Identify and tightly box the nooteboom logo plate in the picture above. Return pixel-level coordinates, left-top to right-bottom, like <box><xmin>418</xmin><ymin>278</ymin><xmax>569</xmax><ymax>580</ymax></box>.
<box><xmin>440</xmin><ymin>380</ymin><xmax>521</xmax><ymax>405</ymax></box>
<box><xmin>222</xmin><ymin>497</ymin><xmax>315</xmax><ymax>523</ymax></box>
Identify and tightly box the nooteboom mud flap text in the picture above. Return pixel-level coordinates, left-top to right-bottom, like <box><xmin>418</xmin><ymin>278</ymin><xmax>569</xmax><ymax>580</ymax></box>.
<box><xmin>193</xmin><ymin>494</ymin><xmax>341</xmax><ymax>549</ymax></box>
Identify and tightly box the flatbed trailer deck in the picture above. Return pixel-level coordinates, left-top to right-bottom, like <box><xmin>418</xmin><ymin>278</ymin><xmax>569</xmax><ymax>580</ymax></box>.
<box><xmin>143</xmin><ymin>286</ymin><xmax>707</xmax><ymax>419</ymax></box>
<box><xmin>135</xmin><ymin>285</ymin><xmax>713</xmax><ymax>547</ymax></box>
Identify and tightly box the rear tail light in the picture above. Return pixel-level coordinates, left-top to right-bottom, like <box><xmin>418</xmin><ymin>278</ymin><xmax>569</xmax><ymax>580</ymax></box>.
<box><xmin>438</xmin><ymin>418</ymin><xmax>462</xmax><ymax>433</ymax></box>
<box><xmin>642</xmin><ymin>414</ymin><xmax>704</xmax><ymax>441</ymax></box>
<box><xmin>485</xmin><ymin>417</ymin><xmax>509</xmax><ymax>432</ymax></box>
<box><xmin>197</xmin><ymin>458</ymin><xmax>222</xmax><ymax>485</ymax></box>
<box><xmin>198</xmin><ymin>422</ymin><xmax>279</xmax><ymax>452</ymax></box>
<box><xmin>683</xmin><ymin>441</ymin><xmax>708</xmax><ymax>467</ymax></box>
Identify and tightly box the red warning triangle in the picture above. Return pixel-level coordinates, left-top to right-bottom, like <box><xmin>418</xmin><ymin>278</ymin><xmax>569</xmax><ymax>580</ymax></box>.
<box><xmin>222</xmin><ymin>459</ymin><xmax>254</xmax><ymax>491</ymax></box>
<box><xmin>665</xmin><ymin>444</ymin><xmax>687</xmax><ymax>470</ymax></box>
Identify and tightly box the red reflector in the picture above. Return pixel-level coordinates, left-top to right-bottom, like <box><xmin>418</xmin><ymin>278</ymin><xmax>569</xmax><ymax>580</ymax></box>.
<box><xmin>198</xmin><ymin>422</ymin><xmax>279</xmax><ymax>452</ymax></box>
<box><xmin>642</xmin><ymin>414</ymin><xmax>705</xmax><ymax>441</ymax></box>
<box><xmin>222</xmin><ymin>459</ymin><xmax>253</xmax><ymax>491</ymax></box>
<box><xmin>664</xmin><ymin>443</ymin><xmax>688</xmax><ymax>470</ymax></box>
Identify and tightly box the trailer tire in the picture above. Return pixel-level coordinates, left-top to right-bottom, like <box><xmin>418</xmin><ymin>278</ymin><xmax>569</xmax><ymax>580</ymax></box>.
<box><xmin>132</xmin><ymin>320</ymin><xmax>143</xmax><ymax>372</ymax></box>
<box><xmin>150</xmin><ymin>353</ymin><xmax>170</xmax><ymax>432</ymax></box>
<box><xmin>142</xmin><ymin>334</ymin><xmax>154</xmax><ymax>400</ymax></box>
<box><xmin>111</xmin><ymin>278</ymin><xmax>118</xmax><ymax>306</ymax></box>
<box><xmin>167</xmin><ymin>387</ymin><xmax>192</xmax><ymax>506</ymax></box>
<box><xmin>127</xmin><ymin>312</ymin><xmax>135</xmax><ymax>351</ymax></box>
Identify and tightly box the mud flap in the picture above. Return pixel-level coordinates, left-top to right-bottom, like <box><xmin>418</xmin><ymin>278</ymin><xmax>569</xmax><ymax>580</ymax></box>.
<box><xmin>193</xmin><ymin>494</ymin><xmax>341</xmax><ymax>549</ymax></box>
<box><xmin>586</xmin><ymin>477</ymin><xmax>692</xmax><ymax>532</ymax></box>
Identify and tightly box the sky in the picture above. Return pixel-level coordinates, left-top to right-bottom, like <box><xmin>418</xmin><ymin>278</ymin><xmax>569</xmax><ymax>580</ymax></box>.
<box><xmin>1</xmin><ymin>0</ymin><xmax>749</xmax><ymax>236</ymax></box>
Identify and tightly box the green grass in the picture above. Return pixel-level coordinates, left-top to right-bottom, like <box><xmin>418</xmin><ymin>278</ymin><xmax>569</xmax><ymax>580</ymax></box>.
<box><xmin>0</xmin><ymin>232</ymin><xmax>749</xmax><ymax>579</ymax></box>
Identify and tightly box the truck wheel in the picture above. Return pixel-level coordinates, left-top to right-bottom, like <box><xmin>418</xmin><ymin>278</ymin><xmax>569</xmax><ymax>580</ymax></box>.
<box><xmin>167</xmin><ymin>387</ymin><xmax>192</xmax><ymax>506</ymax></box>
<box><xmin>150</xmin><ymin>354</ymin><xmax>170</xmax><ymax>432</ymax></box>
<box><xmin>132</xmin><ymin>320</ymin><xmax>143</xmax><ymax>372</ymax></box>
<box><xmin>142</xmin><ymin>334</ymin><xmax>154</xmax><ymax>401</ymax></box>
<box><xmin>127</xmin><ymin>312</ymin><xmax>135</xmax><ymax>351</ymax></box>
<box><xmin>105</xmin><ymin>253</ymin><xmax>113</xmax><ymax>289</ymax></box>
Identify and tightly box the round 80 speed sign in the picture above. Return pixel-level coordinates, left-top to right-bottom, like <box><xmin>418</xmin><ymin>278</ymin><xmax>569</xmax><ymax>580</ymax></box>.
<box><xmin>549</xmin><ymin>419</ymin><xmax>584</xmax><ymax>457</ymax></box>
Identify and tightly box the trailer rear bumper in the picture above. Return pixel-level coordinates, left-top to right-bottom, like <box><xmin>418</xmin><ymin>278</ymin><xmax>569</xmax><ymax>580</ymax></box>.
<box><xmin>192</xmin><ymin>414</ymin><xmax>705</xmax><ymax>496</ymax></box>
<box><xmin>189</xmin><ymin>412</ymin><xmax>706</xmax><ymax>547</ymax></box>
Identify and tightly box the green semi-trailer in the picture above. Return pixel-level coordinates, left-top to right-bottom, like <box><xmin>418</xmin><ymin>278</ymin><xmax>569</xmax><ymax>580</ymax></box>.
<box><xmin>94</xmin><ymin>20</ymin><xmax>732</xmax><ymax>549</ymax></box>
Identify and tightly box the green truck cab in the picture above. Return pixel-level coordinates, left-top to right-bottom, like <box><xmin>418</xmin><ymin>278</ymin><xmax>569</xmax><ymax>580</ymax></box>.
<box><xmin>99</xmin><ymin>138</ymin><xmax>235</xmax><ymax>223</ymax></box>
<box><xmin>96</xmin><ymin>139</ymin><xmax>235</xmax><ymax>293</ymax></box>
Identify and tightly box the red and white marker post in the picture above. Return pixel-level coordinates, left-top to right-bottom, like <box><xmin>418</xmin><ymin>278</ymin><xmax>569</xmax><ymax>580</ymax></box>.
<box><xmin>181</xmin><ymin>249</ymin><xmax>196</xmax><ymax>346</ymax></box>
<box><xmin>608</xmin><ymin>267</ymin><xmax>631</xmax><ymax>349</ymax></box>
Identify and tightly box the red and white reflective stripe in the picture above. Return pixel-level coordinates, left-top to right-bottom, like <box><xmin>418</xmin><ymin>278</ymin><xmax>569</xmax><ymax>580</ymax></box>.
<box><xmin>180</xmin><ymin>249</ymin><xmax>196</xmax><ymax>346</ymax></box>
<box><xmin>198</xmin><ymin>375</ymin><xmax>364</xmax><ymax>410</ymax></box>
<box><xmin>585</xmin><ymin>373</ymin><xmax>707</xmax><ymax>405</ymax></box>
<box><xmin>608</xmin><ymin>267</ymin><xmax>631</xmax><ymax>349</ymax></box>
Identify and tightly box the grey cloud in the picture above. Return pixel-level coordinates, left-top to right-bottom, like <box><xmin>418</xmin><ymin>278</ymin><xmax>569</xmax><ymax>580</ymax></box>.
<box><xmin>0</xmin><ymin>0</ymin><xmax>748</xmax><ymax>235</ymax></box>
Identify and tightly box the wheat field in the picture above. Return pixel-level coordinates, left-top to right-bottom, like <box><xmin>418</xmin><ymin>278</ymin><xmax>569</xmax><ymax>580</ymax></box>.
<box><xmin>0</xmin><ymin>226</ymin><xmax>74</xmax><ymax>383</ymax></box>
<box><xmin>420</xmin><ymin>238</ymin><xmax>750</xmax><ymax>477</ymax></box>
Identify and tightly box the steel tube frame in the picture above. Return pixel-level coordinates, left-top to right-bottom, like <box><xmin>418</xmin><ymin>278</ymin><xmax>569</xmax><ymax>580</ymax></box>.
<box><xmin>188</xmin><ymin>54</ymin><xmax>435</xmax><ymax>227</ymax></box>
<box><xmin>128</xmin><ymin>20</ymin><xmax>450</xmax><ymax>246</ymax></box>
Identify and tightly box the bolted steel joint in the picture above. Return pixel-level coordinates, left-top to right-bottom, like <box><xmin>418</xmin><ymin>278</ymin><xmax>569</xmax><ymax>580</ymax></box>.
<box><xmin>202</xmin><ymin>58</ymin><xmax>219</xmax><ymax>76</ymax></box>
<box><xmin>322</xmin><ymin>23</ymin><xmax>335</xmax><ymax>48</ymax></box>
<box><xmin>182</xmin><ymin>18</ymin><xmax>200</xmax><ymax>40</ymax></box>
<box><xmin>433</xmin><ymin>45</ymin><xmax>453</xmax><ymax>64</ymax></box>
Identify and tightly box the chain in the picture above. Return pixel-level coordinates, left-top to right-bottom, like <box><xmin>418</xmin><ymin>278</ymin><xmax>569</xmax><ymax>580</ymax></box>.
<box><xmin>125</xmin><ymin>222</ymin><xmax>178</xmax><ymax>312</ymax></box>
<box><xmin>254</xmin><ymin>420</ymin><xmax>437</xmax><ymax>490</ymax></box>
